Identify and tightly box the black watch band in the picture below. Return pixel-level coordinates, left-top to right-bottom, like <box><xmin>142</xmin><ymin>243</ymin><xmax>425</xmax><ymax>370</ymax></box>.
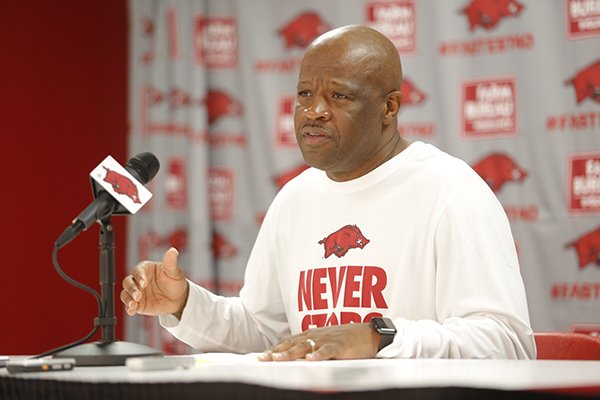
<box><xmin>371</xmin><ymin>317</ymin><xmax>397</xmax><ymax>352</ymax></box>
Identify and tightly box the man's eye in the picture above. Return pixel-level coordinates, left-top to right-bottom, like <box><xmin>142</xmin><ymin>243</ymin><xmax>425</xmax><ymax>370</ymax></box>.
<box><xmin>298</xmin><ymin>90</ymin><xmax>312</xmax><ymax>97</ymax></box>
<box><xmin>332</xmin><ymin>92</ymin><xmax>347</xmax><ymax>100</ymax></box>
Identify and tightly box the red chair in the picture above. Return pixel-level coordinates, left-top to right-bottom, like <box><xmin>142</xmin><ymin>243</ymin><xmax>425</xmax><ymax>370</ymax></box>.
<box><xmin>534</xmin><ymin>332</ymin><xmax>600</xmax><ymax>360</ymax></box>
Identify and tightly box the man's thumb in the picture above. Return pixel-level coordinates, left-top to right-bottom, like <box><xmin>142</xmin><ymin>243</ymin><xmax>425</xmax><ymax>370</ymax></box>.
<box><xmin>162</xmin><ymin>247</ymin><xmax>181</xmax><ymax>274</ymax></box>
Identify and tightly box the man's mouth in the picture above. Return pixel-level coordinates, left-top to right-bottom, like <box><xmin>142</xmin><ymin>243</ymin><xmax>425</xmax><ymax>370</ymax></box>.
<box><xmin>301</xmin><ymin>125</ymin><xmax>330</xmax><ymax>143</ymax></box>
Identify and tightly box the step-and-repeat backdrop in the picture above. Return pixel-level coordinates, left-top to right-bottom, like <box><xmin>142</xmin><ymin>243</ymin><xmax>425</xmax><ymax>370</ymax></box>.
<box><xmin>126</xmin><ymin>0</ymin><xmax>600</xmax><ymax>353</ymax></box>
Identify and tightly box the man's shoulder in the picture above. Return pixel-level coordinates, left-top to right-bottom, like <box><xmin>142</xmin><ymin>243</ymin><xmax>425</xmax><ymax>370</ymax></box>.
<box><xmin>407</xmin><ymin>142</ymin><xmax>485</xmax><ymax>188</ymax></box>
<box><xmin>272</xmin><ymin>166</ymin><xmax>323</xmax><ymax>202</ymax></box>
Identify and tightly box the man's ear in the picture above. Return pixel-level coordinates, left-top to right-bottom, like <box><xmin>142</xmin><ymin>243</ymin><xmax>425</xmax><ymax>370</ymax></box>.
<box><xmin>384</xmin><ymin>90</ymin><xmax>402</xmax><ymax>125</ymax></box>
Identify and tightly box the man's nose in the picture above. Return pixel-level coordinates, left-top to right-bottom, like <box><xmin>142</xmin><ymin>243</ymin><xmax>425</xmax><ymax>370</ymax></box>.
<box><xmin>303</xmin><ymin>98</ymin><xmax>331</xmax><ymax>120</ymax></box>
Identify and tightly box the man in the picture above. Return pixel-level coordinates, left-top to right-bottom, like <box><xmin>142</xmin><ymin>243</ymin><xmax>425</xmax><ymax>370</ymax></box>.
<box><xmin>120</xmin><ymin>25</ymin><xmax>536</xmax><ymax>360</ymax></box>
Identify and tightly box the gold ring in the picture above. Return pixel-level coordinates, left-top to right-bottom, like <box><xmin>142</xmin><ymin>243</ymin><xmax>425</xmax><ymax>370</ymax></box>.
<box><xmin>306</xmin><ymin>338</ymin><xmax>316</xmax><ymax>353</ymax></box>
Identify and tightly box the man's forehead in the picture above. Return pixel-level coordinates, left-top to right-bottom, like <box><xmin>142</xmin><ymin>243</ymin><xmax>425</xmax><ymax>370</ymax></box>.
<box><xmin>296</xmin><ymin>74</ymin><xmax>363</xmax><ymax>91</ymax></box>
<box><xmin>303</xmin><ymin>46</ymin><xmax>380</xmax><ymax>76</ymax></box>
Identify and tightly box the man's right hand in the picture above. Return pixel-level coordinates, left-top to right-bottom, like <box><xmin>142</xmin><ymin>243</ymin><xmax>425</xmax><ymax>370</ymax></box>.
<box><xmin>120</xmin><ymin>247</ymin><xmax>189</xmax><ymax>319</ymax></box>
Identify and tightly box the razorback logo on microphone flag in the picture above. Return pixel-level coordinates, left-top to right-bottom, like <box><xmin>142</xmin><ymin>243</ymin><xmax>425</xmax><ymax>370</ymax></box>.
<box><xmin>90</xmin><ymin>155</ymin><xmax>152</xmax><ymax>214</ymax></box>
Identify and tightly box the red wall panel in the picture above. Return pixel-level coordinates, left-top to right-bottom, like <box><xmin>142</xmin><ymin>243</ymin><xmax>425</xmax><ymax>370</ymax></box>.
<box><xmin>0</xmin><ymin>1</ymin><xmax>128</xmax><ymax>354</ymax></box>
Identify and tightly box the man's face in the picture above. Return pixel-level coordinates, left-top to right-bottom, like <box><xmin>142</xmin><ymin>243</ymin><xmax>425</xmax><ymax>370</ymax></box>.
<box><xmin>294</xmin><ymin>47</ymin><xmax>389</xmax><ymax>182</ymax></box>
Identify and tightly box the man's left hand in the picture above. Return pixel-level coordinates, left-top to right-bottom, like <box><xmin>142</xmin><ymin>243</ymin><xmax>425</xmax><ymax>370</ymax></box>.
<box><xmin>258</xmin><ymin>323</ymin><xmax>380</xmax><ymax>361</ymax></box>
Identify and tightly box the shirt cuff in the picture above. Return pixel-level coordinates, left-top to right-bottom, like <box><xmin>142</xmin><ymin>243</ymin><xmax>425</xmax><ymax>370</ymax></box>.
<box><xmin>159</xmin><ymin>279</ymin><xmax>195</xmax><ymax>329</ymax></box>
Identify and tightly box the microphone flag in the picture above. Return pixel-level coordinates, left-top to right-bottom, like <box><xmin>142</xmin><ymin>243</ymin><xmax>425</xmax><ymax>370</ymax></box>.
<box><xmin>90</xmin><ymin>155</ymin><xmax>153</xmax><ymax>215</ymax></box>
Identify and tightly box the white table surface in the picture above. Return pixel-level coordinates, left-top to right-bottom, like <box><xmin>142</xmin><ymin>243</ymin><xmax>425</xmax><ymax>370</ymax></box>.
<box><xmin>3</xmin><ymin>353</ymin><xmax>600</xmax><ymax>393</ymax></box>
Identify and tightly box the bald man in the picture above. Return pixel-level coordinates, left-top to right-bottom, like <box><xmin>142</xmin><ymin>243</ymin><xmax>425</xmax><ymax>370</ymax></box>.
<box><xmin>121</xmin><ymin>25</ymin><xmax>536</xmax><ymax>360</ymax></box>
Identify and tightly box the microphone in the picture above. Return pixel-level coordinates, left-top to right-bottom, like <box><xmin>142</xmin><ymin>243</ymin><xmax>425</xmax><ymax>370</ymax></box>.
<box><xmin>55</xmin><ymin>152</ymin><xmax>160</xmax><ymax>249</ymax></box>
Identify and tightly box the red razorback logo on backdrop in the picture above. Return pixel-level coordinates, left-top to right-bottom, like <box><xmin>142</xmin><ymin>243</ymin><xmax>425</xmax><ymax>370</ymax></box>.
<box><xmin>146</xmin><ymin>87</ymin><xmax>164</xmax><ymax>105</ymax></box>
<box><xmin>144</xmin><ymin>87</ymin><xmax>244</xmax><ymax>125</ymax></box>
<box><xmin>144</xmin><ymin>87</ymin><xmax>193</xmax><ymax>108</ymax></box>
<box><xmin>138</xmin><ymin>228</ymin><xmax>188</xmax><ymax>260</ymax></box>
<box><xmin>566</xmin><ymin>60</ymin><xmax>600</xmax><ymax>105</ymax></box>
<box><xmin>274</xmin><ymin>164</ymin><xmax>310</xmax><ymax>189</ymax></box>
<box><xmin>212</xmin><ymin>231</ymin><xmax>238</xmax><ymax>259</ymax></box>
<box><xmin>462</xmin><ymin>0</ymin><xmax>525</xmax><ymax>31</ymax></box>
<box><xmin>170</xmin><ymin>88</ymin><xmax>193</xmax><ymax>107</ymax></box>
<box><xmin>319</xmin><ymin>225</ymin><xmax>370</xmax><ymax>258</ymax></box>
<box><xmin>103</xmin><ymin>167</ymin><xmax>141</xmax><ymax>203</ymax></box>
<box><xmin>565</xmin><ymin>226</ymin><xmax>600</xmax><ymax>269</ymax></box>
<box><xmin>203</xmin><ymin>90</ymin><xmax>243</xmax><ymax>125</ymax></box>
<box><xmin>472</xmin><ymin>153</ymin><xmax>527</xmax><ymax>192</ymax></box>
<box><xmin>401</xmin><ymin>78</ymin><xmax>427</xmax><ymax>106</ymax></box>
<box><xmin>278</xmin><ymin>11</ymin><xmax>331</xmax><ymax>49</ymax></box>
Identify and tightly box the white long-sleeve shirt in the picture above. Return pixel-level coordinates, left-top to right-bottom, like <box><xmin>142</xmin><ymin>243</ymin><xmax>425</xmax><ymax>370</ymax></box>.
<box><xmin>161</xmin><ymin>141</ymin><xmax>536</xmax><ymax>359</ymax></box>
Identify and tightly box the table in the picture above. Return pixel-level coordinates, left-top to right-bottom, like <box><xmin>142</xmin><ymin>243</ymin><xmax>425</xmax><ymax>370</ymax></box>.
<box><xmin>1</xmin><ymin>354</ymin><xmax>600</xmax><ymax>399</ymax></box>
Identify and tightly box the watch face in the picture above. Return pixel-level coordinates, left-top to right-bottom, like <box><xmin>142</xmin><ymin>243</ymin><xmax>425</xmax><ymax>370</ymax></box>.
<box><xmin>372</xmin><ymin>317</ymin><xmax>397</xmax><ymax>352</ymax></box>
<box><xmin>372</xmin><ymin>317</ymin><xmax>397</xmax><ymax>334</ymax></box>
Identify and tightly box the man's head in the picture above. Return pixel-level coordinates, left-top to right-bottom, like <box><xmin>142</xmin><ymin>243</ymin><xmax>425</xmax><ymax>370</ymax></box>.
<box><xmin>294</xmin><ymin>25</ymin><xmax>405</xmax><ymax>182</ymax></box>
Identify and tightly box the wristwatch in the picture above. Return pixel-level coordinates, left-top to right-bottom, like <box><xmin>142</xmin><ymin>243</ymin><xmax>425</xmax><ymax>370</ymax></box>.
<box><xmin>371</xmin><ymin>317</ymin><xmax>397</xmax><ymax>352</ymax></box>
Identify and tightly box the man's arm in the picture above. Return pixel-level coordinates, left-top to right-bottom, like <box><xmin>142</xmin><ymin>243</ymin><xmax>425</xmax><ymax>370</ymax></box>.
<box><xmin>160</xmin><ymin>204</ymin><xmax>290</xmax><ymax>353</ymax></box>
<box><xmin>379</xmin><ymin>185</ymin><xmax>535</xmax><ymax>359</ymax></box>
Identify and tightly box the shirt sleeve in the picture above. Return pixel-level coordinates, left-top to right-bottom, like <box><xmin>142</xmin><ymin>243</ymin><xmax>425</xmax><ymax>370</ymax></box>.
<box><xmin>377</xmin><ymin>184</ymin><xmax>536</xmax><ymax>359</ymax></box>
<box><xmin>160</xmin><ymin>199</ymin><xmax>289</xmax><ymax>353</ymax></box>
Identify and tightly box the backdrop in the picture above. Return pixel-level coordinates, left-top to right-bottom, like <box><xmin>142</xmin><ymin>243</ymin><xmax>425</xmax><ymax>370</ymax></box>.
<box><xmin>126</xmin><ymin>0</ymin><xmax>600</xmax><ymax>354</ymax></box>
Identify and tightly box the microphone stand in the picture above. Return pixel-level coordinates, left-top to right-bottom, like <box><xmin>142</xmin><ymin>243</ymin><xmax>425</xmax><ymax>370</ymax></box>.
<box><xmin>54</xmin><ymin>217</ymin><xmax>162</xmax><ymax>366</ymax></box>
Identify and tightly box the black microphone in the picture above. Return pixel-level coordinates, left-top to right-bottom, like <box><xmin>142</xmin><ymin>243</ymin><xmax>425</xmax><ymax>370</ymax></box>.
<box><xmin>55</xmin><ymin>152</ymin><xmax>160</xmax><ymax>249</ymax></box>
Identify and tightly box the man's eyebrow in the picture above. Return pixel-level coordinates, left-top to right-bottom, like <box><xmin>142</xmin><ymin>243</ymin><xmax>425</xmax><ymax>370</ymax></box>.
<box><xmin>330</xmin><ymin>81</ymin><xmax>360</xmax><ymax>91</ymax></box>
<box><xmin>297</xmin><ymin>79</ymin><xmax>360</xmax><ymax>92</ymax></box>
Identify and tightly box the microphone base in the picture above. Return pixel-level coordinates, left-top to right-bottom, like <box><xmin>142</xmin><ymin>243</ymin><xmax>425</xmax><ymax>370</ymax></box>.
<box><xmin>53</xmin><ymin>341</ymin><xmax>163</xmax><ymax>366</ymax></box>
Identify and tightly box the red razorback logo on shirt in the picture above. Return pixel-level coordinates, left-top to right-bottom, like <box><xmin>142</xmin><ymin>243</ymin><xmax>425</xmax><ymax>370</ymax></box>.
<box><xmin>319</xmin><ymin>225</ymin><xmax>370</xmax><ymax>258</ymax></box>
<box><xmin>103</xmin><ymin>167</ymin><xmax>141</xmax><ymax>204</ymax></box>
<box><xmin>566</xmin><ymin>60</ymin><xmax>600</xmax><ymax>105</ymax></box>
<box><xmin>462</xmin><ymin>0</ymin><xmax>525</xmax><ymax>31</ymax></box>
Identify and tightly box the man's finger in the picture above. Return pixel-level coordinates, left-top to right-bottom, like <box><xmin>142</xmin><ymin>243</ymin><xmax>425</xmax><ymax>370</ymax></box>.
<box><xmin>268</xmin><ymin>338</ymin><xmax>294</xmax><ymax>354</ymax></box>
<box><xmin>162</xmin><ymin>247</ymin><xmax>180</xmax><ymax>276</ymax></box>
<box><xmin>122</xmin><ymin>274</ymin><xmax>141</xmax><ymax>299</ymax></box>
<box><xmin>272</xmin><ymin>340</ymin><xmax>314</xmax><ymax>361</ymax></box>
<box><xmin>131</xmin><ymin>263</ymin><xmax>150</xmax><ymax>289</ymax></box>
<box><xmin>306</xmin><ymin>342</ymin><xmax>335</xmax><ymax>361</ymax></box>
<box><xmin>258</xmin><ymin>338</ymin><xmax>303</xmax><ymax>362</ymax></box>
<box><xmin>120</xmin><ymin>289</ymin><xmax>138</xmax><ymax>316</ymax></box>
<box><xmin>126</xmin><ymin>301</ymin><xmax>138</xmax><ymax>316</ymax></box>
